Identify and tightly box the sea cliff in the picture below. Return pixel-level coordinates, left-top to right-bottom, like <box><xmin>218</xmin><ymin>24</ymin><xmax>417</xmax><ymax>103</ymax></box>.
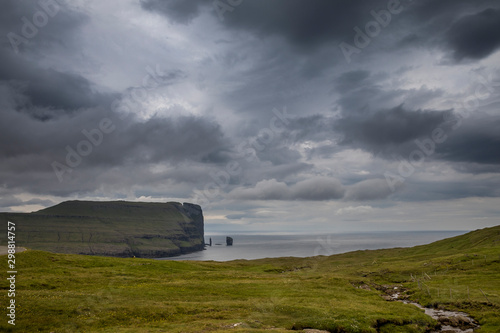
<box><xmin>0</xmin><ymin>200</ymin><xmax>205</xmax><ymax>258</ymax></box>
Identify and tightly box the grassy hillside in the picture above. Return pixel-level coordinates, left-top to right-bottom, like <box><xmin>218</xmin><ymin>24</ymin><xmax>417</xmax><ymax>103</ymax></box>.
<box><xmin>0</xmin><ymin>200</ymin><xmax>205</xmax><ymax>257</ymax></box>
<box><xmin>0</xmin><ymin>225</ymin><xmax>498</xmax><ymax>332</ymax></box>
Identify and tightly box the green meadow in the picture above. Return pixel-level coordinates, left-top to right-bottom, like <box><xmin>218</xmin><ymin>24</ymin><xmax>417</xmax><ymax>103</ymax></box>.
<box><xmin>1</xmin><ymin>225</ymin><xmax>499</xmax><ymax>332</ymax></box>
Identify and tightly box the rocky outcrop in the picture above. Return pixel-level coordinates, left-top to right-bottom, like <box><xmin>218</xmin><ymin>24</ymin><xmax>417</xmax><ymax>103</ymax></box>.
<box><xmin>0</xmin><ymin>200</ymin><xmax>205</xmax><ymax>258</ymax></box>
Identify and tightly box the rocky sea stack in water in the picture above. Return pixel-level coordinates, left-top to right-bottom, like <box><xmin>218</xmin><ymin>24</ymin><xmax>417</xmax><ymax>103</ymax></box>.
<box><xmin>0</xmin><ymin>200</ymin><xmax>205</xmax><ymax>258</ymax></box>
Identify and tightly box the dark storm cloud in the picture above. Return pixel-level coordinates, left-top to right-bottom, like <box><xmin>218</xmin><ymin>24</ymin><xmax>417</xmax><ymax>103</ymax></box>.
<box><xmin>0</xmin><ymin>0</ymin><xmax>499</xmax><ymax>215</ymax></box>
<box><xmin>332</xmin><ymin>106</ymin><xmax>500</xmax><ymax>168</ymax></box>
<box><xmin>436</xmin><ymin>115</ymin><xmax>500</xmax><ymax>165</ymax></box>
<box><xmin>111</xmin><ymin>115</ymin><xmax>228</xmax><ymax>166</ymax></box>
<box><xmin>393</xmin><ymin>0</ymin><xmax>500</xmax><ymax>61</ymax></box>
<box><xmin>218</xmin><ymin>0</ymin><xmax>375</xmax><ymax>51</ymax></box>
<box><xmin>140</xmin><ymin>0</ymin><xmax>207</xmax><ymax>24</ymax></box>
<box><xmin>330</xmin><ymin>107</ymin><xmax>500</xmax><ymax>169</ymax></box>
<box><xmin>0</xmin><ymin>51</ymin><xmax>113</xmax><ymax>115</ymax></box>
<box><xmin>140</xmin><ymin>0</ymin><xmax>500</xmax><ymax>77</ymax></box>
<box><xmin>255</xmin><ymin>146</ymin><xmax>302</xmax><ymax>166</ymax></box>
<box><xmin>332</xmin><ymin>69</ymin><xmax>392</xmax><ymax>115</ymax></box>
<box><xmin>0</xmin><ymin>1</ymin><xmax>104</xmax><ymax>117</ymax></box>
<box><xmin>286</xmin><ymin>114</ymin><xmax>336</xmax><ymax>143</ymax></box>
<box><xmin>451</xmin><ymin>163</ymin><xmax>500</xmax><ymax>175</ymax></box>
<box><xmin>326</xmin><ymin>67</ymin><xmax>500</xmax><ymax>169</ymax></box>
<box><xmin>334</xmin><ymin>70</ymin><xmax>371</xmax><ymax>94</ymax></box>
<box><xmin>0</xmin><ymin>107</ymin><xmax>227</xmax><ymax>170</ymax></box>
<box><xmin>445</xmin><ymin>8</ymin><xmax>500</xmax><ymax>61</ymax></box>
<box><xmin>141</xmin><ymin>0</ymin><xmax>399</xmax><ymax>50</ymax></box>
<box><xmin>332</xmin><ymin>69</ymin><xmax>445</xmax><ymax>116</ymax></box>
<box><xmin>0</xmin><ymin>0</ymin><xmax>88</xmax><ymax>53</ymax></box>
<box><xmin>0</xmin><ymin>1</ymin><xmax>232</xmax><ymax>198</ymax></box>
<box><xmin>257</xmin><ymin>162</ymin><xmax>313</xmax><ymax>182</ymax></box>
<box><xmin>335</xmin><ymin>105</ymin><xmax>451</xmax><ymax>152</ymax></box>
<box><xmin>142</xmin><ymin>0</ymin><xmax>500</xmax><ymax>63</ymax></box>
<box><xmin>0</xmin><ymin>86</ymin><xmax>229</xmax><ymax>195</ymax></box>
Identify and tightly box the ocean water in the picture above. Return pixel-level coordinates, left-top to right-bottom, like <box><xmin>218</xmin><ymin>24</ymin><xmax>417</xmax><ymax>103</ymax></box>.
<box><xmin>159</xmin><ymin>231</ymin><xmax>467</xmax><ymax>262</ymax></box>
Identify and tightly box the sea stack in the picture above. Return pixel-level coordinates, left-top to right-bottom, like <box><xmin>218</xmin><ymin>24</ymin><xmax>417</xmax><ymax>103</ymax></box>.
<box><xmin>226</xmin><ymin>236</ymin><xmax>233</xmax><ymax>246</ymax></box>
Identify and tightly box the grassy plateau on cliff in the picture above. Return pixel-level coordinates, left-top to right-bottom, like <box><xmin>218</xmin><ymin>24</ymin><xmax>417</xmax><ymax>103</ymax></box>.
<box><xmin>0</xmin><ymin>201</ymin><xmax>205</xmax><ymax>258</ymax></box>
<box><xmin>0</xmin><ymin>225</ymin><xmax>499</xmax><ymax>332</ymax></box>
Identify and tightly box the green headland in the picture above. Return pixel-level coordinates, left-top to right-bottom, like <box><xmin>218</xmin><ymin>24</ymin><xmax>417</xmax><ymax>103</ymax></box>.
<box><xmin>0</xmin><ymin>200</ymin><xmax>205</xmax><ymax>258</ymax></box>
<box><xmin>0</xmin><ymin>223</ymin><xmax>499</xmax><ymax>332</ymax></box>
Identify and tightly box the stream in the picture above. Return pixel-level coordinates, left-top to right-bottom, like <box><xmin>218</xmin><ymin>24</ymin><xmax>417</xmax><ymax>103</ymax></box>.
<box><xmin>388</xmin><ymin>287</ymin><xmax>479</xmax><ymax>332</ymax></box>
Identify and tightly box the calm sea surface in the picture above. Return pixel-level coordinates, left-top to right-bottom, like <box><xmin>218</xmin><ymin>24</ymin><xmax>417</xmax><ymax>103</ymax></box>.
<box><xmin>159</xmin><ymin>231</ymin><xmax>467</xmax><ymax>262</ymax></box>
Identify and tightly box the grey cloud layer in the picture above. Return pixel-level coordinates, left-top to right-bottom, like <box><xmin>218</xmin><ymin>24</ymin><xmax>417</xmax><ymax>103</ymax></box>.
<box><xmin>140</xmin><ymin>0</ymin><xmax>206</xmax><ymax>24</ymax></box>
<box><xmin>446</xmin><ymin>8</ymin><xmax>500</xmax><ymax>61</ymax></box>
<box><xmin>229</xmin><ymin>177</ymin><xmax>397</xmax><ymax>201</ymax></box>
<box><xmin>143</xmin><ymin>0</ymin><xmax>500</xmax><ymax>61</ymax></box>
<box><xmin>335</xmin><ymin>106</ymin><xmax>452</xmax><ymax>154</ymax></box>
<box><xmin>1</xmin><ymin>0</ymin><xmax>500</xmax><ymax>211</ymax></box>
<box><xmin>0</xmin><ymin>51</ymin><xmax>113</xmax><ymax>116</ymax></box>
<box><xmin>436</xmin><ymin>115</ymin><xmax>500</xmax><ymax>165</ymax></box>
<box><xmin>0</xmin><ymin>101</ymin><xmax>228</xmax><ymax>195</ymax></box>
<box><xmin>1</xmin><ymin>0</ymin><xmax>88</xmax><ymax>53</ymax></box>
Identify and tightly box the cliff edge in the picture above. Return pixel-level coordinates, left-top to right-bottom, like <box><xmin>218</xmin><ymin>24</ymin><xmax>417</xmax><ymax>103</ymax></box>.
<box><xmin>0</xmin><ymin>200</ymin><xmax>205</xmax><ymax>258</ymax></box>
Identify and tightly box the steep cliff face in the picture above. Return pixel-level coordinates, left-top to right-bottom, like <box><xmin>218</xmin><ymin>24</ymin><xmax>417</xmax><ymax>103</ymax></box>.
<box><xmin>0</xmin><ymin>200</ymin><xmax>205</xmax><ymax>258</ymax></box>
<box><xmin>177</xmin><ymin>202</ymin><xmax>204</xmax><ymax>238</ymax></box>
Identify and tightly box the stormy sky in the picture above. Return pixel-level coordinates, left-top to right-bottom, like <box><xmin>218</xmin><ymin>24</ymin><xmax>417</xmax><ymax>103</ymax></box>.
<box><xmin>1</xmin><ymin>0</ymin><xmax>500</xmax><ymax>233</ymax></box>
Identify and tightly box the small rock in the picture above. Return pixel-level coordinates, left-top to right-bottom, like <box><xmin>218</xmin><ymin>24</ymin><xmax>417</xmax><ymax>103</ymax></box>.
<box><xmin>444</xmin><ymin>316</ymin><xmax>459</xmax><ymax>326</ymax></box>
<box><xmin>439</xmin><ymin>315</ymin><xmax>476</xmax><ymax>329</ymax></box>
<box><xmin>456</xmin><ymin>315</ymin><xmax>471</xmax><ymax>323</ymax></box>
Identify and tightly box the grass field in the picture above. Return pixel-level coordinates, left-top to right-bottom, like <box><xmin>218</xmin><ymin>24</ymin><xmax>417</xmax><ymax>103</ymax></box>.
<box><xmin>1</xmin><ymin>225</ymin><xmax>499</xmax><ymax>332</ymax></box>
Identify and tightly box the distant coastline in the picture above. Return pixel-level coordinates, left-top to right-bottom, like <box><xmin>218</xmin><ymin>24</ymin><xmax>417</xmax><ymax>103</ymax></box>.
<box><xmin>163</xmin><ymin>230</ymin><xmax>468</xmax><ymax>261</ymax></box>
